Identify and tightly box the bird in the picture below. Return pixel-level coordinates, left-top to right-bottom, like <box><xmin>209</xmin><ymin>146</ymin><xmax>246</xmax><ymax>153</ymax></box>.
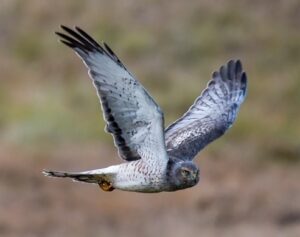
<box><xmin>43</xmin><ymin>25</ymin><xmax>247</xmax><ymax>193</ymax></box>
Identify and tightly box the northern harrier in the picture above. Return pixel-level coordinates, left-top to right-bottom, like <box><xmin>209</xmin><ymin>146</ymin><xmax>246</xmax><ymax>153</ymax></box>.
<box><xmin>43</xmin><ymin>26</ymin><xmax>247</xmax><ymax>193</ymax></box>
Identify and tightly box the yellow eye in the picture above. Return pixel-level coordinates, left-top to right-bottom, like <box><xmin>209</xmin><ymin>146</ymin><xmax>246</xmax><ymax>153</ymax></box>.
<box><xmin>181</xmin><ymin>169</ymin><xmax>190</xmax><ymax>177</ymax></box>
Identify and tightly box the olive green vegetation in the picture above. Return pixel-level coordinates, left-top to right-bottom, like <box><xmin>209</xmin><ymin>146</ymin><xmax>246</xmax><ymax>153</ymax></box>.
<box><xmin>0</xmin><ymin>0</ymin><xmax>299</xmax><ymax>162</ymax></box>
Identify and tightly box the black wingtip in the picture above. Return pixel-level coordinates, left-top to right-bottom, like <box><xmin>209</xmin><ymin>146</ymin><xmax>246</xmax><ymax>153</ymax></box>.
<box><xmin>60</xmin><ymin>25</ymin><xmax>74</xmax><ymax>36</ymax></box>
<box><xmin>220</xmin><ymin>59</ymin><xmax>244</xmax><ymax>80</ymax></box>
<box><xmin>241</xmin><ymin>72</ymin><xmax>247</xmax><ymax>95</ymax></box>
<box><xmin>56</xmin><ymin>25</ymin><xmax>128</xmax><ymax>70</ymax></box>
<box><xmin>235</xmin><ymin>59</ymin><xmax>242</xmax><ymax>75</ymax></box>
<box><xmin>212</xmin><ymin>71</ymin><xmax>219</xmax><ymax>79</ymax></box>
<box><xmin>60</xmin><ymin>24</ymin><xmax>71</xmax><ymax>31</ymax></box>
<box><xmin>103</xmin><ymin>42</ymin><xmax>122</xmax><ymax>64</ymax></box>
<box><xmin>55</xmin><ymin>25</ymin><xmax>99</xmax><ymax>53</ymax></box>
<box><xmin>241</xmin><ymin>72</ymin><xmax>247</xmax><ymax>84</ymax></box>
<box><xmin>220</xmin><ymin>65</ymin><xmax>227</xmax><ymax>80</ymax></box>
<box><xmin>217</xmin><ymin>59</ymin><xmax>247</xmax><ymax>86</ymax></box>
<box><xmin>227</xmin><ymin>60</ymin><xmax>236</xmax><ymax>80</ymax></box>
<box><xmin>74</xmin><ymin>25</ymin><xmax>83</xmax><ymax>32</ymax></box>
<box><xmin>59</xmin><ymin>39</ymin><xmax>74</xmax><ymax>48</ymax></box>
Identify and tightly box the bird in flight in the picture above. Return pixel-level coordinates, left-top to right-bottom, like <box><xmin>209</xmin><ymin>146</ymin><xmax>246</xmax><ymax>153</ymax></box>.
<box><xmin>43</xmin><ymin>25</ymin><xmax>247</xmax><ymax>193</ymax></box>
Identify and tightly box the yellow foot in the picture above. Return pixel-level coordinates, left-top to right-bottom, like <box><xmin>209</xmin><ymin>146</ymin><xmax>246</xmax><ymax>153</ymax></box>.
<box><xmin>98</xmin><ymin>180</ymin><xmax>115</xmax><ymax>192</ymax></box>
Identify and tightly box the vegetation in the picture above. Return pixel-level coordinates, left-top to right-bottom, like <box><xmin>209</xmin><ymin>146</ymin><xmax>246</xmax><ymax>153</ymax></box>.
<box><xmin>1</xmin><ymin>1</ymin><xmax>300</xmax><ymax>237</ymax></box>
<box><xmin>1</xmin><ymin>0</ymin><xmax>299</xmax><ymax>163</ymax></box>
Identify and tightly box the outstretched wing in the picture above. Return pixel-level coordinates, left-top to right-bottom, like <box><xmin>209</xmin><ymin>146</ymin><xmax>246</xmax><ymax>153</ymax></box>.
<box><xmin>56</xmin><ymin>26</ymin><xmax>167</xmax><ymax>162</ymax></box>
<box><xmin>165</xmin><ymin>60</ymin><xmax>247</xmax><ymax>161</ymax></box>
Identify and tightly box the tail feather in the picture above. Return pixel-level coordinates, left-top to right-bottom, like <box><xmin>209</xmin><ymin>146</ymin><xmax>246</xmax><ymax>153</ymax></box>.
<box><xmin>42</xmin><ymin>170</ymin><xmax>103</xmax><ymax>183</ymax></box>
<box><xmin>43</xmin><ymin>165</ymin><xmax>119</xmax><ymax>191</ymax></box>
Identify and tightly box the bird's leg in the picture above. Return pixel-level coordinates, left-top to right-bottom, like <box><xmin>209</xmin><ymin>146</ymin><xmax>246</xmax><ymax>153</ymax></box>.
<box><xmin>98</xmin><ymin>180</ymin><xmax>115</xmax><ymax>192</ymax></box>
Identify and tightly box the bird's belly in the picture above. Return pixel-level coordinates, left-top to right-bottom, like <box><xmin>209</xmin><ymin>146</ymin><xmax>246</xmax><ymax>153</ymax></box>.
<box><xmin>110</xmin><ymin>159</ymin><xmax>168</xmax><ymax>193</ymax></box>
<box><xmin>112</xmin><ymin>171</ymin><xmax>166</xmax><ymax>193</ymax></box>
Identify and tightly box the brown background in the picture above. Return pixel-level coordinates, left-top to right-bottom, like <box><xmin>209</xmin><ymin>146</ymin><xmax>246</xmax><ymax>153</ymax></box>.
<box><xmin>0</xmin><ymin>0</ymin><xmax>300</xmax><ymax>236</ymax></box>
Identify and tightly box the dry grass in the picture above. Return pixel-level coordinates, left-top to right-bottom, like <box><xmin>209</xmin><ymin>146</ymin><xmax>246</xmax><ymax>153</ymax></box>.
<box><xmin>0</xmin><ymin>144</ymin><xmax>300</xmax><ymax>237</ymax></box>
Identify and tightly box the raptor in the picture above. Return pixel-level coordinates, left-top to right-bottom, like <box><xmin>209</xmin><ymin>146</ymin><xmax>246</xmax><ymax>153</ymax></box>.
<box><xmin>43</xmin><ymin>25</ymin><xmax>247</xmax><ymax>193</ymax></box>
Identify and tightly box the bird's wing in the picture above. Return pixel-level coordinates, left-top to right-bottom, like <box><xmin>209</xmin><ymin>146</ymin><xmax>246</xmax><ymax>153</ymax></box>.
<box><xmin>56</xmin><ymin>26</ymin><xmax>168</xmax><ymax>163</ymax></box>
<box><xmin>165</xmin><ymin>60</ymin><xmax>247</xmax><ymax>161</ymax></box>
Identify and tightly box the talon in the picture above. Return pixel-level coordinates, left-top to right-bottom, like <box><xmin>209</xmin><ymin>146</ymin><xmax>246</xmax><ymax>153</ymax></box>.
<box><xmin>98</xmin><ymin>180</ymin><xmax>114</xmax><ymax>192</ymax></box>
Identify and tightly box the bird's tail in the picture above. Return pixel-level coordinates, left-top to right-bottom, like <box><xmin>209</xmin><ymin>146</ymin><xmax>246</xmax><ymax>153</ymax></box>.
<box><xmin>43</xmin><ymin>169</ymin><xmax>115</xmax><ymax>191</ymax></box>
<box><xmin>43</xmin><ymin>170</ymin><xmax>100</xmax><ymax>183</ymax></box>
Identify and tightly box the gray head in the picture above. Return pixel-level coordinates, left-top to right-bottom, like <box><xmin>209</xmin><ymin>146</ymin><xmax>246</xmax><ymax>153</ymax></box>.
<box><xmin>167</xmin><ymin>159</ymin><xmax>199</xmax><ymax>190</ymax></box>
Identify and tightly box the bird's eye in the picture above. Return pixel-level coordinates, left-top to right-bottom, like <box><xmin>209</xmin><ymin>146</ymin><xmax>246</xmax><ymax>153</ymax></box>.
<box><xmin>181</xmin><ymin>169</ymin><xmax>190</xmax><ymax>177</ymax></box>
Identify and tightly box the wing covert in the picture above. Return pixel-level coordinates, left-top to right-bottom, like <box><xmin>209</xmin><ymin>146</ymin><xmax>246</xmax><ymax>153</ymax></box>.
<box><xmin>165</xmin><ymin>60</ymin><xmax>247</xmax><ymax>160</ymax></box>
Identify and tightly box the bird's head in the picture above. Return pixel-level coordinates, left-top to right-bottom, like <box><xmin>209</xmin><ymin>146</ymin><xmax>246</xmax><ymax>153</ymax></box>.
<box><xmin>168</xmin><ymin>160</ymin><xmax>199</xmax><ymax>190</ymax></box>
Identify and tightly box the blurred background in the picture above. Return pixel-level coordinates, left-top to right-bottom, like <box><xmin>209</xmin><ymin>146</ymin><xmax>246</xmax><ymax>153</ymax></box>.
<box><xmin>0</xmin><ymin>0</ymin><xmax>300</xmax><ymax>236</ymax></box>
